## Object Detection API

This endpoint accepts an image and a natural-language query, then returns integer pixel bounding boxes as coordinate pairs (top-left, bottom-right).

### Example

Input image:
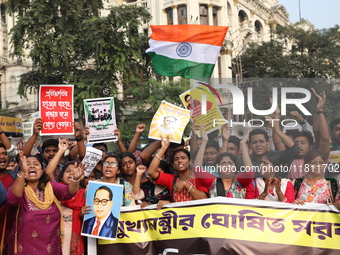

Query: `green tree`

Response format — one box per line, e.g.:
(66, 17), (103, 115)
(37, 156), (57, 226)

(7, 1), (152, 117)
(239, 20), (340, 78)
(119, 78), (190, 144)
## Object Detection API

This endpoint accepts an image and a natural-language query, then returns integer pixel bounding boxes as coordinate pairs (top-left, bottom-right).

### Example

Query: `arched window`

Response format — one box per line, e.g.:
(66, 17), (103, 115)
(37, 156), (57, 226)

(200, 5), (208, 25)
(0, 4), (6, 23)
(166, 8), (173, 25)
(255, 20), (263, 34)
(213, 7), (218, 26)
(178, 5), (187, 24)
(238, 10), (248, 23)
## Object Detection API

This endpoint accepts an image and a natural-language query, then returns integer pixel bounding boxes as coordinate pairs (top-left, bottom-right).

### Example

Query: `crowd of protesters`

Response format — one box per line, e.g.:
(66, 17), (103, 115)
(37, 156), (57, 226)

(0, 89), (340, 255)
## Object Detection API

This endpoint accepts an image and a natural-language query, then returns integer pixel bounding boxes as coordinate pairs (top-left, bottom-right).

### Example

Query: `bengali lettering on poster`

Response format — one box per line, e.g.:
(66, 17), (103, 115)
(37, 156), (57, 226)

(39, 85), (74, 135)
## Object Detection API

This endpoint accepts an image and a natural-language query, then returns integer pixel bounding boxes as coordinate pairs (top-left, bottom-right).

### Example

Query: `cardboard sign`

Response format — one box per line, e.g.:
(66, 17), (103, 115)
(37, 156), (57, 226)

(39, 85), (74, 135)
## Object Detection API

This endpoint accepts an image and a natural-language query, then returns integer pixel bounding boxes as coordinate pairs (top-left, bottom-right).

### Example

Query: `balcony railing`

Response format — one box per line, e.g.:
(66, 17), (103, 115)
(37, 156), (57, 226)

(124, 0), (147, 8)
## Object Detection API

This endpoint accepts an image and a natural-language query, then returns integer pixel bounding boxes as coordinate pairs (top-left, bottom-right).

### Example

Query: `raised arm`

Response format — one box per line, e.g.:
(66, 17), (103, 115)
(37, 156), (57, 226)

(23, 118), (42, 156)
(0, 127), (11, 150)
(68, 162), (85, 195)
(220, 123), (230, 154)
(311, 88), (330, 160)
(266, 99), (295, 149)
(134, 165), (146, 195)
(193, 125), (208, 167)
(147, 137), (170, 180)
(45, 139), (68, 181)
(69, 125), (89, 159)
(140, 140), (161, 165)
(128, 124), (146, 153)
(240, 129), (252, 169)
(114, 128), (127, 152)
(9, 152), (28, 198)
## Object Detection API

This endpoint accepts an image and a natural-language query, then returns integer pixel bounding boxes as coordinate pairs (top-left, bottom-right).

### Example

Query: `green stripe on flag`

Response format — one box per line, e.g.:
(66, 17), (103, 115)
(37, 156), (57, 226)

(147, 52), (214, 82)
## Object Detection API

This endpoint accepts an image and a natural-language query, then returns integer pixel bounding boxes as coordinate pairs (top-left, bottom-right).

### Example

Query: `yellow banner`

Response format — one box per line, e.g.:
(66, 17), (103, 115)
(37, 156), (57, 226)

(99, 198), (340, 250)
(0, 116), (23, 133)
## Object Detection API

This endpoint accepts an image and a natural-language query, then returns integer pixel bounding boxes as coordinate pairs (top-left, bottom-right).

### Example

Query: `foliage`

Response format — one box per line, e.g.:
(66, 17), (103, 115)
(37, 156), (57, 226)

(119, 78), (190, 144)
(239, 21), (340, 79)
(7, 1), (152, 117)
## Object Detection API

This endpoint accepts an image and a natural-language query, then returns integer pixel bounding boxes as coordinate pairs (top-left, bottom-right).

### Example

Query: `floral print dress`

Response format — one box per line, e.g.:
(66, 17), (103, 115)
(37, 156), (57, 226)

(296, 178), (331, 204)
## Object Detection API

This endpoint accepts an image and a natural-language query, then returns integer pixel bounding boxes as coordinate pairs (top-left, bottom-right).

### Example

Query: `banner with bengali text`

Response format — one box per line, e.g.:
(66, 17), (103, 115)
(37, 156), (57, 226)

(39, 85), (74, 135)
(96, 197), (340, 254)
(0, 116), (22, 135)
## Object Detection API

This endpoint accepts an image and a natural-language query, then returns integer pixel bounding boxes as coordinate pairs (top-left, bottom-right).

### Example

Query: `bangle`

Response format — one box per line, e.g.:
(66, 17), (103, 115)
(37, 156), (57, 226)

(0, 131), (3, 135)
(316, 111), (324, 114)
(188, 184), (193, 193)
(17, 173), (25, 179)
(71, 177), (80, 183)
(155, 154), (162, 161)
(75, 135), (83, 142)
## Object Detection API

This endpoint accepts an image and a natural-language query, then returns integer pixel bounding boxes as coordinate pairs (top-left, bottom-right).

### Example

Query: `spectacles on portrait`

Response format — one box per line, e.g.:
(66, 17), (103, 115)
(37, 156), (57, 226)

(103, 161), (118, 167)
(94, 198), (110, 206)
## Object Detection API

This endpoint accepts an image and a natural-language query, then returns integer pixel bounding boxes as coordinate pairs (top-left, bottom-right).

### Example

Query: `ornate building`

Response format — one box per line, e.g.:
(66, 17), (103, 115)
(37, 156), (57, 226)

(0, 2), (35, 118)
(0, 0), (291, 118)
(119, 0), (291, 85)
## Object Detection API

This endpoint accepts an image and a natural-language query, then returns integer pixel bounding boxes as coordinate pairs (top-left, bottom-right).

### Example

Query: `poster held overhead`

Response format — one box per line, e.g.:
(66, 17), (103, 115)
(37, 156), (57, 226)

(84, 97), (117, 143)
(39, 85), (74, 135)
(148, 101), (190, 144)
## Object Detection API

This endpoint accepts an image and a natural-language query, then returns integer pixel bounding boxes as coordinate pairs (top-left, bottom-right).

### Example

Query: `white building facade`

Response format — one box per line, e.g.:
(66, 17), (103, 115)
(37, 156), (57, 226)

(120, 0), (291, 84)
(0, 0), (291, 119)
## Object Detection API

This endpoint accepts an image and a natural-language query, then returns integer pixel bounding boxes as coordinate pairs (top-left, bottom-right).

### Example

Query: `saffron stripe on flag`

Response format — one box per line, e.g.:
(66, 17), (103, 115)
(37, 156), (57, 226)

(146, 39), (220, 64)
(147, 52), (215, 79)
(150, 25), (228, 46)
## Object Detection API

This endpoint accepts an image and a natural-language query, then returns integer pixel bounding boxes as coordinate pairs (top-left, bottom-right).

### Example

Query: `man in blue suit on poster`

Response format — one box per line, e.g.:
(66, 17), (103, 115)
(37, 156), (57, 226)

(82, 185), (118, 238)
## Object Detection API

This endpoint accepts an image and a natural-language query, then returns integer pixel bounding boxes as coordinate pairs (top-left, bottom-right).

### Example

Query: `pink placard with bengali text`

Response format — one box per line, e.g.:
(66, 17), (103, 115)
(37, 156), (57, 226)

(39, 85), (74, 135)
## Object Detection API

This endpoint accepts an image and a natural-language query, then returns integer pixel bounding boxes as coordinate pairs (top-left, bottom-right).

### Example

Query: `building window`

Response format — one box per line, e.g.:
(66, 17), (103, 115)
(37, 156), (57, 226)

(213, 7), (218, 26)
(238, 10), (247, 23)
(178, 5), (187, 24)
(200, 5), (208, 25)
(0, 4), (6, 23)
(255, 20), (263, 34)
(166, 8), (173, 25)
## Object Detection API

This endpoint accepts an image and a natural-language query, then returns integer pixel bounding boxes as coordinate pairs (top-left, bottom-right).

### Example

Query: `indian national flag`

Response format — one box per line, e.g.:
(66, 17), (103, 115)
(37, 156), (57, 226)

(146, 25), (228, 81)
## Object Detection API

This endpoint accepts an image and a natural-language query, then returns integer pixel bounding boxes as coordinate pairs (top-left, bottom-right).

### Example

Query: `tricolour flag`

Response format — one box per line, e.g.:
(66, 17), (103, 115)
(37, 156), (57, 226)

(146, 25), (228, 82)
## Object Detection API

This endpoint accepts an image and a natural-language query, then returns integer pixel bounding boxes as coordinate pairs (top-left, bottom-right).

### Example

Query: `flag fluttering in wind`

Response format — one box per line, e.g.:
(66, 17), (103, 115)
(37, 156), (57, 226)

(146, 25), (228, 82)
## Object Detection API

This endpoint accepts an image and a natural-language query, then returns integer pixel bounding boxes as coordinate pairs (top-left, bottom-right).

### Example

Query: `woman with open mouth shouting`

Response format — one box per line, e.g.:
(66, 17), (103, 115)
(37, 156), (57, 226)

(6, 151), (85, 255)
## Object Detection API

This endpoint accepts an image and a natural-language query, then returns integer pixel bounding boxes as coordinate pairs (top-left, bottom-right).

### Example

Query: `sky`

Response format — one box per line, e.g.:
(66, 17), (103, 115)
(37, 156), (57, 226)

(278, 0), (340, 29)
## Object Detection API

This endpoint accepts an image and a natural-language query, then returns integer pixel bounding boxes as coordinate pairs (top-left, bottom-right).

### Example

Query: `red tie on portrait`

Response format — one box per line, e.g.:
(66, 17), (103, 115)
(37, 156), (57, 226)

(92, 220), (101, 235)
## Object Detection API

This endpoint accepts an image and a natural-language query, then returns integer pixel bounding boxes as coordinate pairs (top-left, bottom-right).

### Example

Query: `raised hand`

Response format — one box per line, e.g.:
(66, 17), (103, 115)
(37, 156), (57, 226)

(221, 123), (230, 141)
(136, 165), (147, 175)
(160, 135), (170, 149)
(74, 122), (82, 138)
(72, 162), (85, 181)
(83, 126), (90, 141)
(311, 88), (326, 111)
(136, 124), (146, 134)
(58, 138), (69, 152)
(33, 118), (43, 135)
(114, 128), (121, 141)
(18, 151), (28, 178)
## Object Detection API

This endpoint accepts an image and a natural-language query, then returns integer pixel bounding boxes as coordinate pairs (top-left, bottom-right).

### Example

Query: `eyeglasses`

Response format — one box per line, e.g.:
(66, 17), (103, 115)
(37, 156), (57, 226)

(103, 162), (118, 167)
(94, 198), (110, 206)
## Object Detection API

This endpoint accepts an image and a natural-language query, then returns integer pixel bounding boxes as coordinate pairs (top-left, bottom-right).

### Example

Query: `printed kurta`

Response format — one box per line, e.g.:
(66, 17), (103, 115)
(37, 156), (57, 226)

(6, 181), (73, 255)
